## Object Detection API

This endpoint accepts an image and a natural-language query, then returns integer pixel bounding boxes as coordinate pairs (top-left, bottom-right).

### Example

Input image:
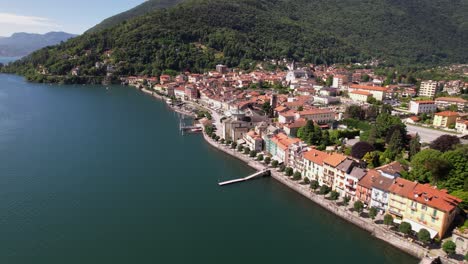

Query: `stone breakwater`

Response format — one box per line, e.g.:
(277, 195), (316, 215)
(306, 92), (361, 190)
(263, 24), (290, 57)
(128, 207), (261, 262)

(202, 132), (429, 260)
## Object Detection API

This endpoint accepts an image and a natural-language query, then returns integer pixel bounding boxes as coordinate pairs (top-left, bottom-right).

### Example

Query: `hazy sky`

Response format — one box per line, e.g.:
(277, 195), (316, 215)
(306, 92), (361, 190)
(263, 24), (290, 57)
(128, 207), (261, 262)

(0, 0), (146, 36)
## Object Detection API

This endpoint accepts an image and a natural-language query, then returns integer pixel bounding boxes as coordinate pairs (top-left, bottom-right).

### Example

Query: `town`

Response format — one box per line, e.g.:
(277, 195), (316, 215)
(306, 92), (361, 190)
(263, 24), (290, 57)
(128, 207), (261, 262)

(122, 62), (468, 263)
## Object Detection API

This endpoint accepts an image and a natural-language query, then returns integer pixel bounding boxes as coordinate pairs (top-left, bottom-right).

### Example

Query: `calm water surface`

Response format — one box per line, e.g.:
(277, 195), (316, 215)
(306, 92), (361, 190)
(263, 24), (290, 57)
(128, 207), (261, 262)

(0, 74), (418, 263)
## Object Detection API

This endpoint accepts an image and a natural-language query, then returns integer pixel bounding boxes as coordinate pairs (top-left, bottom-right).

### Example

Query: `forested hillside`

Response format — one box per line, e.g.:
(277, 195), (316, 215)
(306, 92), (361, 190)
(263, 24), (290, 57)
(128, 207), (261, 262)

(87, 0), (185, 33)
(4, 0), (468, 82)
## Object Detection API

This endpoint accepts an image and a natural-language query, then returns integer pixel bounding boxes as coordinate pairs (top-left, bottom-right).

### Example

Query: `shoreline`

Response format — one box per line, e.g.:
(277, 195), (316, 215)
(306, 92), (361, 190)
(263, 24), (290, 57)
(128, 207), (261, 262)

(134, 86), (430, 260)
(201, 132), (428, 260)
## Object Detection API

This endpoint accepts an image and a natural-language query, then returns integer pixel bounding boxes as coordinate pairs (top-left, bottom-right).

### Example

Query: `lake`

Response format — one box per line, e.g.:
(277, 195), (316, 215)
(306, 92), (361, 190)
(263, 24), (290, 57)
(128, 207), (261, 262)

(0, 74), (418, 264)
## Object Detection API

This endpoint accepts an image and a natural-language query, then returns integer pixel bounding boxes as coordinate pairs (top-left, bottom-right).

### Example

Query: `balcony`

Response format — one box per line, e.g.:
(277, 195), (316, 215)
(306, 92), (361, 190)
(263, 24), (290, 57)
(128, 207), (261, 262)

(389, 208), (403, 218)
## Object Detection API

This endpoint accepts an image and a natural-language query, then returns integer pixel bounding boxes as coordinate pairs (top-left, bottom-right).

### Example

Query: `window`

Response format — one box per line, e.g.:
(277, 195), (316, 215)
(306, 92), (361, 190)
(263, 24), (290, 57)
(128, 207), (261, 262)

(422, 205), (427, 211)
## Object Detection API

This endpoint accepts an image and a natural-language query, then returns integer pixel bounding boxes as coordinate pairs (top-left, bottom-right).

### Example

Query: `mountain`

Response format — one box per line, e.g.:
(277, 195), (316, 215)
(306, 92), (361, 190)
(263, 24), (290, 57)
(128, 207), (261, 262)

(0, 32), (77, 57)
(4, 0), (468, 83)
(87, 0), (185, 33)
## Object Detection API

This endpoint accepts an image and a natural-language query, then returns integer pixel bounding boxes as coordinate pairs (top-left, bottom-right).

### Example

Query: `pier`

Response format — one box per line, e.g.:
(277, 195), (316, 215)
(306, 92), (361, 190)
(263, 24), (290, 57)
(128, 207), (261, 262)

(218, 169), (270, 186)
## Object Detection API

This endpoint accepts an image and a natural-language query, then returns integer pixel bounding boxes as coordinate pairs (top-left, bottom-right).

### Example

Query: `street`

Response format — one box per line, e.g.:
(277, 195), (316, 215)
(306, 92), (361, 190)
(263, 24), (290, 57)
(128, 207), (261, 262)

(406, 124), (458, 143)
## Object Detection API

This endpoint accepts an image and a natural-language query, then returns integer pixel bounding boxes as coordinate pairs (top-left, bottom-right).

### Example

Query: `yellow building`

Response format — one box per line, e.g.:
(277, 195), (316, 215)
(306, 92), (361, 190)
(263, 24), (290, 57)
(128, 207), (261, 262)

(388, 179), (461, 238)
(349, 90), (372, 103)
(433, 111), (458, 128)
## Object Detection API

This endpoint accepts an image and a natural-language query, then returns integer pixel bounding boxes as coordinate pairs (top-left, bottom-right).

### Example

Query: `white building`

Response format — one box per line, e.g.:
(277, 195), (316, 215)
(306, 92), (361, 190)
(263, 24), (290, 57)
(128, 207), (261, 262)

(409, 100), (436, 115)
(419, 80), (439, 98)
(302, 149), (330, 185)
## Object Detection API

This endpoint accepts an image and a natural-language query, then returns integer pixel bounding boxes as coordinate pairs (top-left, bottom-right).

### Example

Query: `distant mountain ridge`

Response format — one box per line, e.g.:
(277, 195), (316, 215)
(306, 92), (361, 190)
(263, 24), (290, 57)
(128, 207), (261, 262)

(0, 32), (76, 57)
(87, 0), (185, 33)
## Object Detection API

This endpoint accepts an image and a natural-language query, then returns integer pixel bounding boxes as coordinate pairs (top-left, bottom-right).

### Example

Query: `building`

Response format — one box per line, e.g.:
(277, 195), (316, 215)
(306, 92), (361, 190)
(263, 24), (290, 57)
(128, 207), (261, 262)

(387, 178), (418, 223)
(216, 64), (228, 74)
(333, 158), (356, 197)
(283, 119), (307, 137)
(344, 167), (367, 202)
(455, 120), (468, 134)
(268, 133), (301, 164)
(243, 130), (263, 152)
(332, 74), (348, 89)
(286, 141), (309, 173)
(312, 96), (340, 105)
(409, 101), (436, 115)
(296, 109), (335, 125)
(403, 184), (461, 238)
(349, 90), (372, 103)
(433, 111), (458, 128)
(357, 169), (379, 206)
(435, 97), (467, 112)
(349, 84), (388, 101)
(302, 149), (330, 185)
(369, 173), (394, 212)
(419, 80), (439, 98)
(184, 85), (198, 100)
(322, 153), (347, 188)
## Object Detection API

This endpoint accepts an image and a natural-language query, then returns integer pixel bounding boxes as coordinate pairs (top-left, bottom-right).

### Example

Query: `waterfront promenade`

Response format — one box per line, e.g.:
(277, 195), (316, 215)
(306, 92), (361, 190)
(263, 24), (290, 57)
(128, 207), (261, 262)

(202, 132), (431, 259)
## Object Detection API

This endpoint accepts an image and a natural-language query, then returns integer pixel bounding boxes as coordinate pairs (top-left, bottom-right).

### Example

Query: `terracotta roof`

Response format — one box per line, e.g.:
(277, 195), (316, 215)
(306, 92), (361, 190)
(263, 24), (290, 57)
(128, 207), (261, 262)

(303, 149), (330, 165)
(298, 108), (334, 116)
(371, 173), (394, 191)
(350, 90), (372, 96)
(271, 133), (301, 151)
(350, 84), (387, 92)
(323, 153), (347, 167)
(412, 100), (435, 104)
(377, 161), (406, 176)
(435, 97), (467, 103)
(411, 184), (462, 212)
(388, 178), (418, 197)
(435, 111), (458, 117)
(286, 118), (307, 129)
(358, 169), (379, 189)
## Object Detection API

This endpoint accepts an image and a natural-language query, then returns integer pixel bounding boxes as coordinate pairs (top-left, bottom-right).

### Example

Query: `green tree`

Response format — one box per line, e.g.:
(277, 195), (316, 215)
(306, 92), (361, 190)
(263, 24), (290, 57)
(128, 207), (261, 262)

(231, 142), (237, 149)
(343, 195), (351, 206)
(249, 150), (257, 157)
(383, 214), (394, 227)
(272, 160), (279, 168)
(329, 191), (339, 200)
(367, 125), (378, 146)
(237, 145), (243, 152)
(279, 164), (286, 172)
(430, 135), (461, 152)
(257, 154), (264, 161)
(310, 180), (320, 190)
(442, 240), (456, 255)
(353, 201), (364, 215)
(369, 207), (378, 220)
(326, 75), (333, 86)
(363, 151), (380, 168)
(399, 222), (412, 235)
(285, 167), (294, 176)
(264, 156), (271, 165)
(293, 171), (302, 181)
(244, 147), (250, 155)
(319, 185), (330, 195)
(417, 229), (431, 244)
(409, 133), (421, 160)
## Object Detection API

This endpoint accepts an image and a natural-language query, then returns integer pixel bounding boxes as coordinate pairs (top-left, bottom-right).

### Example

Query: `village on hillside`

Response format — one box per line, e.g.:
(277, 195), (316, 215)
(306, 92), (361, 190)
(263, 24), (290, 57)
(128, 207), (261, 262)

(122, 62), (468, 261)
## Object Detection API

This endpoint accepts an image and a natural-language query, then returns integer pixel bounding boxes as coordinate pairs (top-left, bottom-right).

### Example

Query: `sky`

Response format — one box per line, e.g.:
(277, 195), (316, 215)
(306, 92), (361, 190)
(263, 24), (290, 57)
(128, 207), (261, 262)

(0, 0), (146, 37)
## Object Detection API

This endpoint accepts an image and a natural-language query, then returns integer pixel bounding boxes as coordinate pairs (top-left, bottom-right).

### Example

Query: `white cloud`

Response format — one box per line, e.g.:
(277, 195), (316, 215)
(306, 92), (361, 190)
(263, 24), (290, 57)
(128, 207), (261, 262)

(0, 13), (61, 36)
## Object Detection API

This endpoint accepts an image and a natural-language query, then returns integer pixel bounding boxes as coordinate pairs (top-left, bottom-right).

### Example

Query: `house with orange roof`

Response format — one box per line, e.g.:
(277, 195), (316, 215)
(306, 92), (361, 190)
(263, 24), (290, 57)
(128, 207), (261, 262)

(302, 149), (330, 184)
(322, 153), (347, 188)
(296, 108), (335, 125)
(268, 132), (301, 164)
(243, 130), (263, 152)
(387, 178), (418, 223)
(356, 169), (380, 205)
(349, 84), (388, 101)
(433, 111), (458, 128)
(402, 184), (462, 238)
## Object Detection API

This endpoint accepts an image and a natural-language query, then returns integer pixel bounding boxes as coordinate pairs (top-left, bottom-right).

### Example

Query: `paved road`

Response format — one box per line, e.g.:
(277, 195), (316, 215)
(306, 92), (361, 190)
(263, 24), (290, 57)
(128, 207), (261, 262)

(406, 124), (458, 143)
